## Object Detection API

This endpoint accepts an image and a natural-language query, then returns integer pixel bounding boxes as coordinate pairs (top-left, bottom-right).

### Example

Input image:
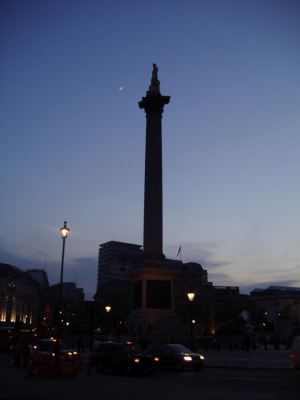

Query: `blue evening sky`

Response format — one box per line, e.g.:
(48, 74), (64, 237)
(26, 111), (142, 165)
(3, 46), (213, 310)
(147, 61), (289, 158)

(1, 0), (300, 299)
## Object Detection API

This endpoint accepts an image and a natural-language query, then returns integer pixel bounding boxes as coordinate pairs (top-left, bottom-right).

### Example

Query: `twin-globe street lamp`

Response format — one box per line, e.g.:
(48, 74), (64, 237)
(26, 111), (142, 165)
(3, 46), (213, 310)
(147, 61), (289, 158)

(56, 221), (70, 344)
(187, 292), (196, 350)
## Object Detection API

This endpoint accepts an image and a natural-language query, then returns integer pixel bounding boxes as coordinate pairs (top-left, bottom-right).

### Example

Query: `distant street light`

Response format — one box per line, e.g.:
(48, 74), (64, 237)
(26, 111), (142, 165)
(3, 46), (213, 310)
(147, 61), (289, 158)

(187, 292), (196, 350)
(105, 306), (112, 313)
(187, 292), (196, 302)
(105, 305), (112, 337)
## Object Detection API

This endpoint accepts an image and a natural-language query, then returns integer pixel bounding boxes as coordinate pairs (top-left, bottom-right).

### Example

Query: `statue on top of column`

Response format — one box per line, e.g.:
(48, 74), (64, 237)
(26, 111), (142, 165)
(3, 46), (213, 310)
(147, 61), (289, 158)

(149, 63), (160, 94)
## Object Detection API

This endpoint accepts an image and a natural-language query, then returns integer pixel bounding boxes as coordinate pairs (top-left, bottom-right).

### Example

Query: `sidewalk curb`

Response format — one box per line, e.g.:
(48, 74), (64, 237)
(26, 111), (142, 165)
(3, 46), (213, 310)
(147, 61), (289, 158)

(205, 364), (291, 371)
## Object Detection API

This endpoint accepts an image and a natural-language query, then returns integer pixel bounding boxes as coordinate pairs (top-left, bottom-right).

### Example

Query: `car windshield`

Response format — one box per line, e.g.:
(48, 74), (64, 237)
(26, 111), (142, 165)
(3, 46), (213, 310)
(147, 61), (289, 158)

(94, 342), (143, 355)
(168, 344), (192, 353)
(124, 344), (142, 353)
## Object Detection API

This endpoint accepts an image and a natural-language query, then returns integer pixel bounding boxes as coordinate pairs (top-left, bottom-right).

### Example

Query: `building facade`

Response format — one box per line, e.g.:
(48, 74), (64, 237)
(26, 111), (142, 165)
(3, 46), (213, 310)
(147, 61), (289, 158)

(251, 286), (300, 337)
(0, 263), (39, 327)
(94, 241), (143, 327)
(96, 241), (143, 289)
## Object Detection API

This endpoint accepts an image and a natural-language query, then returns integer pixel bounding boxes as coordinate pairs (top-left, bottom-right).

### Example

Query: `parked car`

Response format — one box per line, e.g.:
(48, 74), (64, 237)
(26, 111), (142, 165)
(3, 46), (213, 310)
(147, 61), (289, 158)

(91, 341), (157, 375)
(26, 339), (80, 377)
(146, 343), (205, 371)
(290, 336), (300, 369)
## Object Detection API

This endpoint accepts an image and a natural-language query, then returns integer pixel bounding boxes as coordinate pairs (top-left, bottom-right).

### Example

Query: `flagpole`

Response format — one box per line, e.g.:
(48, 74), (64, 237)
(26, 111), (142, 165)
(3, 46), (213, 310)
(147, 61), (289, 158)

(177, 245), (182, 262)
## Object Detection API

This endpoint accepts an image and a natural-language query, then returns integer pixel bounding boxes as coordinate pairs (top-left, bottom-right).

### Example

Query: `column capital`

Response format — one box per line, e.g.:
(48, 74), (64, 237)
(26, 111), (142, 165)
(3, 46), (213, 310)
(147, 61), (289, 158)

(139, 93), (170, 115)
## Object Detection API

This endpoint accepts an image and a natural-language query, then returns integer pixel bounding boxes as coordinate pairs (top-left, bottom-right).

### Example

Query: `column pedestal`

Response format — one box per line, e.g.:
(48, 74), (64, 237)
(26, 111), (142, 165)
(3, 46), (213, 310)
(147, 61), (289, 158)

(126, 259), (185, 340)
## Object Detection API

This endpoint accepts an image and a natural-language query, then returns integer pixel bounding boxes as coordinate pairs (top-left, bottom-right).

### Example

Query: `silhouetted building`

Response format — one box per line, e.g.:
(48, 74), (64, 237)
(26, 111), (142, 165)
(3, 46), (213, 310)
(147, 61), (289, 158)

(26, 269), (49, 290)
(47, 282), (85, 332)
(96, 241), (143, 289)
(0, 262), (39, 327)
(26, 269), (49, 332)
(251, 286), (300, 337)
(48, 282), (84, 306)
(94, 241), (143, 326)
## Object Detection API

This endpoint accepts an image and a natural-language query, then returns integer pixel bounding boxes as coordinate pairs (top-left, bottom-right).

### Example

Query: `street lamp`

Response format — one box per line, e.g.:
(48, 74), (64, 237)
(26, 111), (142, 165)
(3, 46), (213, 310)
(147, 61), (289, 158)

(105, 305), (112, 337)
(57, 221), (70, 343)
(187, 292), (196, 302)
(105, 306), (112, 313)
(187, 292), (196, 350)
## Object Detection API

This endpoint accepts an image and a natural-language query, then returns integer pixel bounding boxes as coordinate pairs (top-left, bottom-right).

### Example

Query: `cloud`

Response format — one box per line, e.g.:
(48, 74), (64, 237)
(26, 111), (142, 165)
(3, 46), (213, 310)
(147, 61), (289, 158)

(0, 241), (40, 271)
(69, 256), (98, 300)
(240, 279), (300, 294)
(0, 238), (98, 300)
(249, 264), (300, 276)
(165, 240), (229, 269)
(194, 258), (229, 269)
(72, 256), (97, 268)
(207, 272), (237, 286)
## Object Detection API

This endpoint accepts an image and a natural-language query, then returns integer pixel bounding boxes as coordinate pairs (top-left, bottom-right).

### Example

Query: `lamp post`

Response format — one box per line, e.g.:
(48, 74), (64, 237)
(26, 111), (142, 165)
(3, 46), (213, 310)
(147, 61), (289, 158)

(56, 221), (70, 344)
(187, 292), (196, 350)
(87, 301), (95, 351)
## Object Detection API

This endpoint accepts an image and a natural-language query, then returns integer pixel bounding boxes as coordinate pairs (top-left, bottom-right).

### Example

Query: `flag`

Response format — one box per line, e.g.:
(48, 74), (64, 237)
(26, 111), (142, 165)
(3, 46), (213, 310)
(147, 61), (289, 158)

(177, 245), (182, 257)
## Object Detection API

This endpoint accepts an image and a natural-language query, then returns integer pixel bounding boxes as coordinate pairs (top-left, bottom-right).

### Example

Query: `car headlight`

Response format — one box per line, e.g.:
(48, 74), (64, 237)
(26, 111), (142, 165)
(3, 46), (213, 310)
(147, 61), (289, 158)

(154, 357), (160, 362)
(183, 356), (192, 361)
(200, 355), (205, 360)
(134, 358), (140, 363)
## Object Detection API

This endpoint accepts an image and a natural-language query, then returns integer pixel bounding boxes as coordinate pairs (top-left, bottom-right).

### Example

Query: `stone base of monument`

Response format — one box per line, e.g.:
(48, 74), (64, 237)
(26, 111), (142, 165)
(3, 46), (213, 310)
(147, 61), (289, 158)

(126, 259), (188, 342)
(126, 308), (187, 342)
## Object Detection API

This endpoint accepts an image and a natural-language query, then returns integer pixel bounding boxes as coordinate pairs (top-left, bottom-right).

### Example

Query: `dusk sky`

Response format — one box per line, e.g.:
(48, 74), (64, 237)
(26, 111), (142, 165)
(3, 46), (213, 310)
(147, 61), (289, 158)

(1, 0), (300, 300)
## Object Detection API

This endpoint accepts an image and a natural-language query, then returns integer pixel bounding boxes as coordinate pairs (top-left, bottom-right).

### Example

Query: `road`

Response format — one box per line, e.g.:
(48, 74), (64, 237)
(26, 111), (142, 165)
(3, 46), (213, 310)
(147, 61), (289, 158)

(1, 353), (299, 400)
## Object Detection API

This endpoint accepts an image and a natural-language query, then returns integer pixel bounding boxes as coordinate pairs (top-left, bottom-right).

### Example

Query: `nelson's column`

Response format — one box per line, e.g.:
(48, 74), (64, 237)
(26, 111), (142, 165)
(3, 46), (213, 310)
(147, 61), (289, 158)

(126, 64), (185, 338)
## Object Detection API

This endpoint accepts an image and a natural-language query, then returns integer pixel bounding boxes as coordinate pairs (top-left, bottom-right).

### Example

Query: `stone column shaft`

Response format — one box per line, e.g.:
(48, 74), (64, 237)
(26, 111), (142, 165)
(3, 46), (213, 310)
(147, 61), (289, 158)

(144, 112), (163, 257)
(139, 64), (170, 259)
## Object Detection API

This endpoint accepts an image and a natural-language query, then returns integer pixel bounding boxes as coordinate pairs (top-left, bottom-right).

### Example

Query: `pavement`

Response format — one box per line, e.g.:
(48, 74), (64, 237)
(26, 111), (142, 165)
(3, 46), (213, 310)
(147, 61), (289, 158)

(201, 348), (292, 370)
